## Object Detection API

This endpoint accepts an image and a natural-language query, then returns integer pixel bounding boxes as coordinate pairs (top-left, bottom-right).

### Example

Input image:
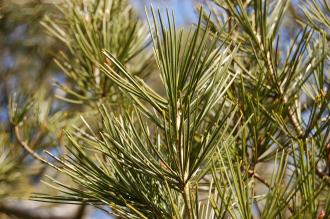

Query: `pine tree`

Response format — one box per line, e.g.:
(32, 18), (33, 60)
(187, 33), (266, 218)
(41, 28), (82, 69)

(1, 0), (330, 218)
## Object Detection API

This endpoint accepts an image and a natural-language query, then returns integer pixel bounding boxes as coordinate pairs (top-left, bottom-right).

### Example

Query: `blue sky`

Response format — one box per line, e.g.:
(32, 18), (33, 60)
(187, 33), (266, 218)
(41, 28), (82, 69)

(131, 0), (198, 25)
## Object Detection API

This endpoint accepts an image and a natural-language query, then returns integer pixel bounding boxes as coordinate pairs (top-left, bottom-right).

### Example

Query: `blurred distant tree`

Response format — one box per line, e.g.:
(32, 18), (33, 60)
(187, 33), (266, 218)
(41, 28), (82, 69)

(0, 0), (329, 219)
(0, 0), (88, 218)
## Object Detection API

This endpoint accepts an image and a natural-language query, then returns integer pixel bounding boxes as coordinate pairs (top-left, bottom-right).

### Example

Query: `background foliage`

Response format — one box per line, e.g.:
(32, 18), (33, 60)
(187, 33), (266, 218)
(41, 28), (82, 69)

(0, 0), (329, 218)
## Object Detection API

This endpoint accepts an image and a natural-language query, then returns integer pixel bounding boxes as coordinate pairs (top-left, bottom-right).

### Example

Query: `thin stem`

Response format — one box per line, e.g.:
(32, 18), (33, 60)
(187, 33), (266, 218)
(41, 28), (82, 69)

(248, 169), (270, 188)
(15, 126), (48, 164)
(248, 169), (295, 214)
(183, 183), (193, 219)
(14, 126), (59, 171)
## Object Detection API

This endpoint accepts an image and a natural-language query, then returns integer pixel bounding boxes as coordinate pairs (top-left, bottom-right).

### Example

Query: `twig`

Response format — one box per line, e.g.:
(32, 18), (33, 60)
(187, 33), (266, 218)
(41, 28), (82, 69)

(248, 169), (270, 188)
(248, 169), (295, 214)
(14, 126), (48, 164)
(14, 126), (61, 171)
